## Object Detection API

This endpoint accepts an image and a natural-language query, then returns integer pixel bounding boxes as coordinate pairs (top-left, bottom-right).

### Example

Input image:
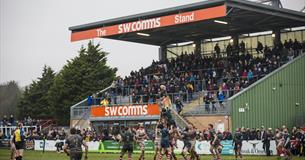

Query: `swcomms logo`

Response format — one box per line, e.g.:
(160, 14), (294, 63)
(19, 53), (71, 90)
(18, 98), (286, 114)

(105, 105), (148, 116)
(118, 18), (161, 34)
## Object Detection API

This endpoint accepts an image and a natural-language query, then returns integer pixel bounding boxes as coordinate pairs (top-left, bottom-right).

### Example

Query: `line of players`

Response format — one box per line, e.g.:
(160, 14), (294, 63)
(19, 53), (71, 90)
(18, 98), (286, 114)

(118, 108), (243, 160)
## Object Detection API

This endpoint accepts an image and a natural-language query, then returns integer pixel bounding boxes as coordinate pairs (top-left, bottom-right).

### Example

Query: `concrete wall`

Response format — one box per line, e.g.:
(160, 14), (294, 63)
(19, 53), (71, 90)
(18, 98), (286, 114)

(185, 115), (232, 131)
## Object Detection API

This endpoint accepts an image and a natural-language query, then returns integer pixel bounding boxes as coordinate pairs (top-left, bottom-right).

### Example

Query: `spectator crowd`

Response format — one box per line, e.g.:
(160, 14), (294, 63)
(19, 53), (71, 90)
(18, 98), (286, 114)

(90, 39), (305, 109)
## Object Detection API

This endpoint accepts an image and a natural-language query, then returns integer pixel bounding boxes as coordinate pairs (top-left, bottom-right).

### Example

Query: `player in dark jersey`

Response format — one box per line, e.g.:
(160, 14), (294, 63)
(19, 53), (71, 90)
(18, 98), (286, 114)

(159, 124), (171, 160)
(119, 127), (135, 160)
(282, 128), (292, 159)
(169, 125), (180, 160)
(233, 128), (243, 160)
(64, 128), (88, 160)
(189, 124), (200, 160)
(208, 124), (221, 160)
(10, 129), (16, 160)
(181, 126), (192, 160)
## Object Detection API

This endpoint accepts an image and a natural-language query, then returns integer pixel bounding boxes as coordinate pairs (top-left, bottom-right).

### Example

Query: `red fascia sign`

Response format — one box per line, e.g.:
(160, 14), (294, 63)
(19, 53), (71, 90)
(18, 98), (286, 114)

(91, 104), (160, 117)
(71, 5), (226, 42)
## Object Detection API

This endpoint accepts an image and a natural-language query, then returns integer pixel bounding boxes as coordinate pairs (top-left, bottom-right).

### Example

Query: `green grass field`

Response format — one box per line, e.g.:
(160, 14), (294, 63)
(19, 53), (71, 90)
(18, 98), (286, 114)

(0, 149), (304, 160)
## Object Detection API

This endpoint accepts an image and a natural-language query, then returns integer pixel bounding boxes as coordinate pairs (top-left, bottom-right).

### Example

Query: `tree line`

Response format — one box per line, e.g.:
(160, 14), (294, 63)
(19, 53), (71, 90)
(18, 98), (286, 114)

(2, 41), (117, 125)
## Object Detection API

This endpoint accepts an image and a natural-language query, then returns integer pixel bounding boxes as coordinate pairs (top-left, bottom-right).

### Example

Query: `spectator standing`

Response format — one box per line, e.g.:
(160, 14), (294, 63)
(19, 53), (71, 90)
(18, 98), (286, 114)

(247, 69), (254, 83)
(3, 115), (8, 126)
(256, 41), (264, 54)
(292, 39), (301, 56)
(240, 41), (246, 54)
(174, 97), (183, 114)
(204, 94), (210, 113)
(241, 70), (248, 80)
(263, 128), (273, 156)
(214, 43), (221, 58)
(226, 43), (233, 57)
(9, 115), (15, 126)
(217, 91), (225, 109)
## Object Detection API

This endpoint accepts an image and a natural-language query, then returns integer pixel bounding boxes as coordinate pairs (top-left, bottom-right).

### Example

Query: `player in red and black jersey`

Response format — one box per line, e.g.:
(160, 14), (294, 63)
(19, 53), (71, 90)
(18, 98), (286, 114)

(208, 124), (221, 160)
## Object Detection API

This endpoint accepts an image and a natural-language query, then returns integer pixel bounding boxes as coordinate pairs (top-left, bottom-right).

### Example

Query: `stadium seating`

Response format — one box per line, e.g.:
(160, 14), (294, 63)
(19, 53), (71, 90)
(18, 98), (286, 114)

(94, 39), (305, 115)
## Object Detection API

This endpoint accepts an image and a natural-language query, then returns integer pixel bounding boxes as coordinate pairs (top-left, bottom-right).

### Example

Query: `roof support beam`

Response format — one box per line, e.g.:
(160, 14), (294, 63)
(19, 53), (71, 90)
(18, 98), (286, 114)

(227, 2), (305, 23)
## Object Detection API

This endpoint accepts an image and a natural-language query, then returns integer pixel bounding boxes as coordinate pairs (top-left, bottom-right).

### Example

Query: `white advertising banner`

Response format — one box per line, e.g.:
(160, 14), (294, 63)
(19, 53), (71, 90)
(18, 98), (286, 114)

(34, 140), (62, 151)
(34, 140), (100, 152)
(241, 140), (277, 155)
(86, 141), (100, 152)
(194, 141), (211, 154)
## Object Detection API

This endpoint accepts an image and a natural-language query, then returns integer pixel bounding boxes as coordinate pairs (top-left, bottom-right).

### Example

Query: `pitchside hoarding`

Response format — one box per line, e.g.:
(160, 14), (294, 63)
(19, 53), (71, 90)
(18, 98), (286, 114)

(71, 5), (226, 42)
(33, 140), (277, 155)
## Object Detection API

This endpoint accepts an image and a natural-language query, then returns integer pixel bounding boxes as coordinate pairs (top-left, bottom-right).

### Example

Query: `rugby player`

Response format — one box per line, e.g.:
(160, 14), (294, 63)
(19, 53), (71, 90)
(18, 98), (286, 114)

(10, 129), (16, 160)
(282, 128), (292, 159)
(119, 127), (135, 160)
(135, 123), (148, 160)
(154, 122), (162, 160)
(233, 128), (243, 160)
(208, 124), (221, 160)
(159, 124), (171, 160)
(13, 123), (25, 160)
(169, 125), (180, 160)
(64, 127), (88, 160)
(189, 124), (200, 160)
(181, 125), (191, 160)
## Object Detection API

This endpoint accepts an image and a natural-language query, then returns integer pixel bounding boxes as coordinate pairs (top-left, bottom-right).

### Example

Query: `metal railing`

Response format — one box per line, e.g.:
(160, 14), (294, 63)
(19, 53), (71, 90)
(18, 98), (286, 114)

(168, 107), (188, 129)
(71, 106), (90, 120)
(182, 99), (231, 116)
(0, 125), (40, 139)
(70, 83), (115, 128)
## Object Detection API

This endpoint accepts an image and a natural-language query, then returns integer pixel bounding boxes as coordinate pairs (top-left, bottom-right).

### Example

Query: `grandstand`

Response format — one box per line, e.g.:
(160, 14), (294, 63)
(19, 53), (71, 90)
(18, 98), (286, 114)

(68, 0), (305, 133)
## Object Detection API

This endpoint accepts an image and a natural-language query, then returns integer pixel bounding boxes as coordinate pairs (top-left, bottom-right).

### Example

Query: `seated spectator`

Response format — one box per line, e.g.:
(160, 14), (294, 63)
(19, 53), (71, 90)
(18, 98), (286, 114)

(100, 97), (109, 106)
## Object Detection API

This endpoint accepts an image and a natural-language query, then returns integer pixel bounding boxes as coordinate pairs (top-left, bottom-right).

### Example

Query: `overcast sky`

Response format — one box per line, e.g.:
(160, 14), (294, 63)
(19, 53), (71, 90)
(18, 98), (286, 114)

(0, 0), (304, 87)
